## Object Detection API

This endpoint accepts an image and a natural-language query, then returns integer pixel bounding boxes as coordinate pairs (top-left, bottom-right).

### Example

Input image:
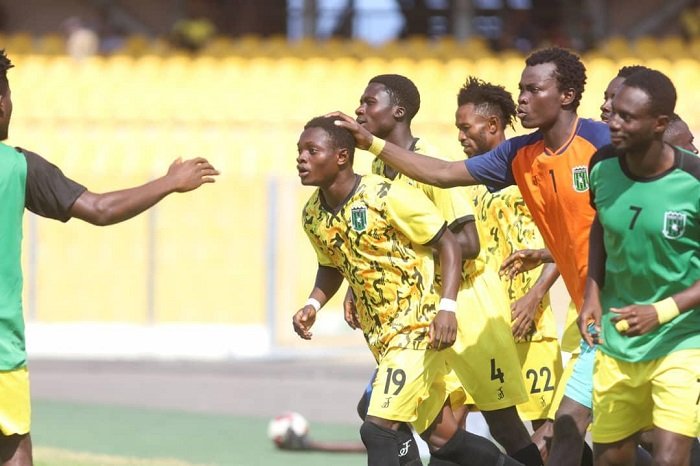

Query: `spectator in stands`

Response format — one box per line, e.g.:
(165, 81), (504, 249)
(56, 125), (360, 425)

(63, 16), (99, 61)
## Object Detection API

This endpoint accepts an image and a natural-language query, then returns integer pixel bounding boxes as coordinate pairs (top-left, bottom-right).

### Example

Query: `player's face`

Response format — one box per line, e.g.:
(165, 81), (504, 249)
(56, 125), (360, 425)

(664, 120), (698, 154)
(355, 83), (397, 138)
(0, 86), (12, 141)
(517, 63), (564, 129)
(455, 103), (492, 157)
(608, 86), (660, 152)
(296, 127), (341, 187)
(600, 76), (624, 123)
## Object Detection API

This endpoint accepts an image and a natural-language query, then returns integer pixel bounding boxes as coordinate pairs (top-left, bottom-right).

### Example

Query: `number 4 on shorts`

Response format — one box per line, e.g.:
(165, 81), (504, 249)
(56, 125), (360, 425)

(490, 358), (505, 384)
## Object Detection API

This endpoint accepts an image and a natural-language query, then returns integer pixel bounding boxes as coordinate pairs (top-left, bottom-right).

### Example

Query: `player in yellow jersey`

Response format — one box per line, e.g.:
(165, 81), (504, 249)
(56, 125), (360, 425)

(293, 115), (521, 466)
(454, 76), (564, 458)
(347, 74), (542, 466)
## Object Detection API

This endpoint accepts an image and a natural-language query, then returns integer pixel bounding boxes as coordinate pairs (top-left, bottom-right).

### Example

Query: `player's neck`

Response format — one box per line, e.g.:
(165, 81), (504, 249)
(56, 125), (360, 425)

(383, 127), (417, 180)
(383, 125), (414, 150)
(321, 172), (359, 210)
(542, 112), (578, 152)
(624, 141), (674, 178)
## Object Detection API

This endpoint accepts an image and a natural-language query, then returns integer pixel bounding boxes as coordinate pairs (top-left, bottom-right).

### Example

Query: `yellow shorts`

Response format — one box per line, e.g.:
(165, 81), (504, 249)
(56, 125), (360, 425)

(367, 346), (449, 435)
(0, 366), (31, 435)
(516, 338), (564, 421)
(560, 301), (581, 353)
(547, 345), (580, 419)
(444, 269), (528, 411)
(592, 349), (700, 444)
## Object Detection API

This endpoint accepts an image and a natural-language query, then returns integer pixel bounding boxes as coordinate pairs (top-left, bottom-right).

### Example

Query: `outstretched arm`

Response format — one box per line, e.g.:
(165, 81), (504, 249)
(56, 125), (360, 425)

(70, 157), (219, 226)
(329, 111), (479, 188)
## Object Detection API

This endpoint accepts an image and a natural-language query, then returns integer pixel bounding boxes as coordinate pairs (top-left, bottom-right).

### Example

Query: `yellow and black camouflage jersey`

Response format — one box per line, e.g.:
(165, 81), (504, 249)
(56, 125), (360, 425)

(372, 140), (483, 280)
(470, 184), (558, 341)
(302, 174), (447, 361)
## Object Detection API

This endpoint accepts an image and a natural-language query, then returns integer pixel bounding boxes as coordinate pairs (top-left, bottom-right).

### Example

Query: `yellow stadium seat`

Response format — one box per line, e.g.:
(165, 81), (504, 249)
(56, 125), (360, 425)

(634, 36), (661, 60)
(599, 35), (633, 60)
(36, 33), (66, 55)
(5, 32), (34, 55)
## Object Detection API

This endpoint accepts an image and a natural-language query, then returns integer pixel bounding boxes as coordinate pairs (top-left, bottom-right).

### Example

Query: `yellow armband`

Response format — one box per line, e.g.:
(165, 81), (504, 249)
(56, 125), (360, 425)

(653, 297), (680, 324)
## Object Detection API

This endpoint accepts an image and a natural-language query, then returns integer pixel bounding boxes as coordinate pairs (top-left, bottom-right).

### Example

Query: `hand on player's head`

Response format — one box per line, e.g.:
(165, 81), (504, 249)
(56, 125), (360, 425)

(324, 111), (373, 150)
(167, 157), (219, 192)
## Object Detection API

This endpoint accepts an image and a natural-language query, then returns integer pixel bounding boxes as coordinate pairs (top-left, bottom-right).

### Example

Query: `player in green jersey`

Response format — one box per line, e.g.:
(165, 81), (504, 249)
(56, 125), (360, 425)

(580, 68), (700, 466)
(0, 50), (219, 465)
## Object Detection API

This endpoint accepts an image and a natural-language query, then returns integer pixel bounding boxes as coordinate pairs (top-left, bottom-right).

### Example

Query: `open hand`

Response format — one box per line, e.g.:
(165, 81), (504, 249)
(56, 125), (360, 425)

(167, 157), (219, 192)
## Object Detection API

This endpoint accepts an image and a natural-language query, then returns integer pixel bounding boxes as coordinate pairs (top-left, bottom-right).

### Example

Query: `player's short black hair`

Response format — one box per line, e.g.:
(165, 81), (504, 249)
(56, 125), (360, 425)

(0, 50), (13, 96)
(304, 116), (356, 160)
(616, 65), (650, 79)
(368, 74), (421, 121)
(525, 47), (586, 110)
(457, 76), (517, 130)
(622, 68), (676, 117)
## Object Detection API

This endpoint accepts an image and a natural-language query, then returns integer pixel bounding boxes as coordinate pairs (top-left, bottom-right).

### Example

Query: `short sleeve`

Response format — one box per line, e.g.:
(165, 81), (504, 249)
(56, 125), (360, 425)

(465, 133), (539, 192)
(20, 148), (87, 222)
(385, 181), (447, 246)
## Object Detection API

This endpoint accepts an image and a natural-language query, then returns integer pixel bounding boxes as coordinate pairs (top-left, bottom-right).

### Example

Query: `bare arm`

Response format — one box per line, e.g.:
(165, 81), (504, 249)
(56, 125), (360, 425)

(329, 111), (479, 188)
(578, 215), (605, 346)
(292, 266), (345, 340)
(511, 262), (560, 340)
(70, 157), (219, 226)
(451, 220), (480, 261)
(429, 228), (462, 350)
(500, 248), (554, 279)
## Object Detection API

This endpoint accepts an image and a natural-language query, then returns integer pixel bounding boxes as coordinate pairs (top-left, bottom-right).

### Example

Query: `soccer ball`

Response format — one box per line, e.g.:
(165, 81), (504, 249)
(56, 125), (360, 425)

(267, 411), (310, 449)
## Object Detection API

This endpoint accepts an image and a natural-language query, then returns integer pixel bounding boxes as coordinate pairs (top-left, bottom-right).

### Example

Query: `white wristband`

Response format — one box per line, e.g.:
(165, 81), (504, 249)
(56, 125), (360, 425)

(439, 298), (457, 313)
(305, 298), (321, 312)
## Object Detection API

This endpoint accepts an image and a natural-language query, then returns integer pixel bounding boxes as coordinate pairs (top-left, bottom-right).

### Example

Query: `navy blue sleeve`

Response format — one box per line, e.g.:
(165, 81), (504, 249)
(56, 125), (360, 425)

(578, 118), (612, 149)
(464, 133), (536, 192)
(20, 148), (87, 222)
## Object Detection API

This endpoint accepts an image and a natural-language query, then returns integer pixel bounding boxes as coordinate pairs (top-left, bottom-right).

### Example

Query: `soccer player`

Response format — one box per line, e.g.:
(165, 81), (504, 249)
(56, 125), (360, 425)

(454, 76), (563, 448)
(347, 73), (541, 466)
(665, 113), (698, 154)
(0, 50), (219, 465)
(292, 115), (521, 466)
(330, 46), (610, 466)
(579, 68), (700, 466)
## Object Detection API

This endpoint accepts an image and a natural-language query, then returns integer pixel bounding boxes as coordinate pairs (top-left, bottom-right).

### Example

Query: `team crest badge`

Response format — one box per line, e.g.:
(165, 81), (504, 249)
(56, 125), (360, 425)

(663, 211), (686, 239)
(351, 205), (368, 232)
(572, 166), (589, 192)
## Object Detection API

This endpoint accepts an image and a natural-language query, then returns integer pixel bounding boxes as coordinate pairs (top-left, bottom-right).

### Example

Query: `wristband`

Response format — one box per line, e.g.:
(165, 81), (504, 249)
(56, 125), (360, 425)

(305, 298), (321, 312)
(439, 298), (457, 313)
(653, 297), (680, 324)
(368, 137), (386, 156)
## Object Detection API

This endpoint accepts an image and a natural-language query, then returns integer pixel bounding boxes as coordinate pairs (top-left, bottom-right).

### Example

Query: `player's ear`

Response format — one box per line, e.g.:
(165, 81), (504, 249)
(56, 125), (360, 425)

(654, 114), (670, 136)
(393, 106), (406, 120)
(561, 87), (576, 107)
(487, 115), (500, 134)
(337, 147), (350, 166)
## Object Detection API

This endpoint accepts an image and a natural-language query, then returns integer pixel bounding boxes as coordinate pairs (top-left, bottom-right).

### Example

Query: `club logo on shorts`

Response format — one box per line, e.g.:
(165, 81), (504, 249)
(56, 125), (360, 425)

(572, 166), (589, 192)
(351, 205), (368, 232)
(399, 439), (413, 457)
(382, 397), (392, 408)
(662, 211), (686, 239)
